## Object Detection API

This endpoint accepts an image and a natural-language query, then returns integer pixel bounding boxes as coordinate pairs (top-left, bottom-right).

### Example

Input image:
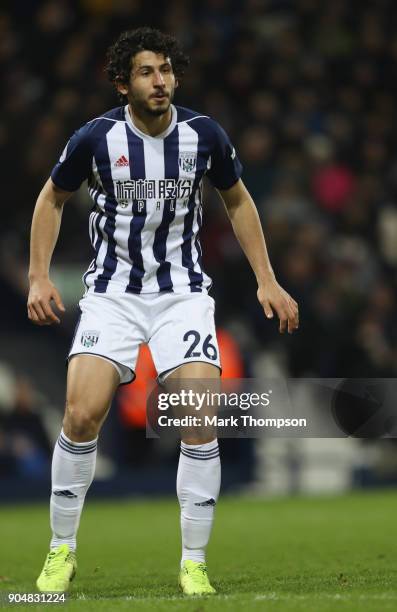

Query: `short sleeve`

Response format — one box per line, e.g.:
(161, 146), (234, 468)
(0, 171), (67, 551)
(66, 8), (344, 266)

(51, 127), (93, 191)
(206, 121), (243, 190)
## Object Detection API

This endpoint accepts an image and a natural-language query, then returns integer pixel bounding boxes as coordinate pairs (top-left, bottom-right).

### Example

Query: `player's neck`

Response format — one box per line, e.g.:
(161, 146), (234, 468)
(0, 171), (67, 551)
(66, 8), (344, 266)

(128, 105), (172, 137)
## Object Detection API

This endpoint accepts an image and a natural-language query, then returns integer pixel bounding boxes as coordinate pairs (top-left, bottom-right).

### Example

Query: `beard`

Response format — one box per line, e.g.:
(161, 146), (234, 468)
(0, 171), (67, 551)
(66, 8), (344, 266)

(130, 88), (174, 117)
(146, 102), (171, 116)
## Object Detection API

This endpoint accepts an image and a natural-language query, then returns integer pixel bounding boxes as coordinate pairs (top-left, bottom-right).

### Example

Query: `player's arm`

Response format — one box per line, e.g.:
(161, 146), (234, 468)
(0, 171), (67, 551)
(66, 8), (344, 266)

(28, 178), (72, 326)
(218, 178), (299, 334)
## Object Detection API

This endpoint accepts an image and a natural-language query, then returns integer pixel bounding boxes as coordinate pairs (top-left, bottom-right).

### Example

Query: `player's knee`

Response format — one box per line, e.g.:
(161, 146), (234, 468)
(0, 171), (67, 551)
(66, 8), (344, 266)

(63, 401), (101, 440)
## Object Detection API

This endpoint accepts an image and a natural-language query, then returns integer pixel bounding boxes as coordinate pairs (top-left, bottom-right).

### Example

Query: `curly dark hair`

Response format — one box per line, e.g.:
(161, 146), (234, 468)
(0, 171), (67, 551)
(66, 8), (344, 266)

(105, 27), (190, 101)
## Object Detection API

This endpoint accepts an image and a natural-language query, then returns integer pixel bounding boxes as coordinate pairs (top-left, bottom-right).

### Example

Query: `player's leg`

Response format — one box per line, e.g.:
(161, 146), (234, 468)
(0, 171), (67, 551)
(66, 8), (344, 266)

(149, 292), (221, 594)
(51, 355), (120, 549)
(37, 291), (143, 592)
(167, 362), (221, 595)
(37, 355), (120, 592)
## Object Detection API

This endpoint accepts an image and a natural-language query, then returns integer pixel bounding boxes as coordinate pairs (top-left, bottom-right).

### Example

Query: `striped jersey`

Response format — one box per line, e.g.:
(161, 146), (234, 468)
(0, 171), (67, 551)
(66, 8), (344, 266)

(51, 104), (242, 295)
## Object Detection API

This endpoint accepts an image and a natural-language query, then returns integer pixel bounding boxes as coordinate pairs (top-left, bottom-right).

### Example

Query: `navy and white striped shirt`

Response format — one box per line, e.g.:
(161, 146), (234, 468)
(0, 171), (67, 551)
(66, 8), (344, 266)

(51, 104), (242, 295)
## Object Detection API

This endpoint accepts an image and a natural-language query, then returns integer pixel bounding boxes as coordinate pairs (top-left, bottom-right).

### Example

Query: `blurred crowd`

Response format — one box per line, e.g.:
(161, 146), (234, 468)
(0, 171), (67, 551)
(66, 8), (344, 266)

(0, 366), (52, 478)
(1, 0), (397, 424)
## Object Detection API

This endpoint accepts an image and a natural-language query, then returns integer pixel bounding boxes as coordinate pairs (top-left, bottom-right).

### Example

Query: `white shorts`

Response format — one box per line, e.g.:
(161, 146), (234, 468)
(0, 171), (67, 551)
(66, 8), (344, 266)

(68, 292), (221, 384)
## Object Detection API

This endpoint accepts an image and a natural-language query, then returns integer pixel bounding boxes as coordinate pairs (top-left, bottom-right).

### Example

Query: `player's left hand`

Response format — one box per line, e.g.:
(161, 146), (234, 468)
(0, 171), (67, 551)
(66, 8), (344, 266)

(257, 278), (299, 334)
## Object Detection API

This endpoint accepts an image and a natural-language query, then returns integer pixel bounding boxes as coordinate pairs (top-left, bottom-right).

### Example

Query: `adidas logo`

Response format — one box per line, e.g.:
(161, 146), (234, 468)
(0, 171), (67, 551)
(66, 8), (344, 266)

(194, 498), (216, 507)
(114, 155), (129, 167)
(53, 489), (77, 499)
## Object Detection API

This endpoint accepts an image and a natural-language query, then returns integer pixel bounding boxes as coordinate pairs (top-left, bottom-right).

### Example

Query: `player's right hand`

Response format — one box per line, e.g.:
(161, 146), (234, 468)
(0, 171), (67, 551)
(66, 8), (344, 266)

(27, 278), (66, 325)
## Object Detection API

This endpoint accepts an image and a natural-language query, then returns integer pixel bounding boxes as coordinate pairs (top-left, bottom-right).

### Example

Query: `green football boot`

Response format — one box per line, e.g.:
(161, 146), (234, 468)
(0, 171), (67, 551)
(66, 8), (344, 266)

(179, 560), (216, 595)
(36, 544), (77, 592)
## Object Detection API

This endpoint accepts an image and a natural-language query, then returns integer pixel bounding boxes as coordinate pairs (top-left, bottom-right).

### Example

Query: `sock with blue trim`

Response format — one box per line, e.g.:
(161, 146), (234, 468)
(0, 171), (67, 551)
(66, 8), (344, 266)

(177, 438), (221, 565)
(50, 429), (97, 551)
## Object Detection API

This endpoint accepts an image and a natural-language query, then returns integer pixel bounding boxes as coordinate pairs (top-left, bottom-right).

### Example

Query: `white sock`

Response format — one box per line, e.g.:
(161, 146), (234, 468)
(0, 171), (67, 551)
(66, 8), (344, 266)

(50, 429), (97, 551)
(177, 438), (221, 565)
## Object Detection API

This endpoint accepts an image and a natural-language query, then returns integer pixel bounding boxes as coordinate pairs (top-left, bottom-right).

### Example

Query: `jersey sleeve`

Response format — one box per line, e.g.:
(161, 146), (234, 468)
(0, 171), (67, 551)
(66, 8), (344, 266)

(51, 126), (93, 191)
(206, 121), (243, 190)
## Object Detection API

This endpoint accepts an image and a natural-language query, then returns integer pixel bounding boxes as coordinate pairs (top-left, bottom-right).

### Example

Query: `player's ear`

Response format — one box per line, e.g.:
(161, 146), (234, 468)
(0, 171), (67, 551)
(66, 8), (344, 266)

(116, 79), (128, 96)
(175, 78), (179, 90)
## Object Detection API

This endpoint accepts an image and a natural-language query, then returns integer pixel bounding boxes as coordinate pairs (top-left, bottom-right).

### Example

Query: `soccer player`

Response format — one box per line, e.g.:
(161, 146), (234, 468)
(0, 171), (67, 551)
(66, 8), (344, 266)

(29, 28), (299, 595)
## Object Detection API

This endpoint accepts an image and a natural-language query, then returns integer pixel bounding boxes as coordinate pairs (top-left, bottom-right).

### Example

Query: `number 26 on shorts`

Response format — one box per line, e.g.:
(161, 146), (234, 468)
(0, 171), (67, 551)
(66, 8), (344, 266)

(183, 330), (218, 361)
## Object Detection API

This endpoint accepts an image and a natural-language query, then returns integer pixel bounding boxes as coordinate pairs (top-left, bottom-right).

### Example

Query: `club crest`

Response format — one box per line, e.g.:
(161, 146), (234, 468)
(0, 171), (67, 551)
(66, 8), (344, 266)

(179, 152), (197, 173)
(81, 330), (100, 348)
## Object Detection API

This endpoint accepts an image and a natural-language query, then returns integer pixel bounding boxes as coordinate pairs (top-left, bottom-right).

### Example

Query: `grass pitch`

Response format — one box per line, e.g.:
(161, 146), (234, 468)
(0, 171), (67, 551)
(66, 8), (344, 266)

(1, 491), (397, 611)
